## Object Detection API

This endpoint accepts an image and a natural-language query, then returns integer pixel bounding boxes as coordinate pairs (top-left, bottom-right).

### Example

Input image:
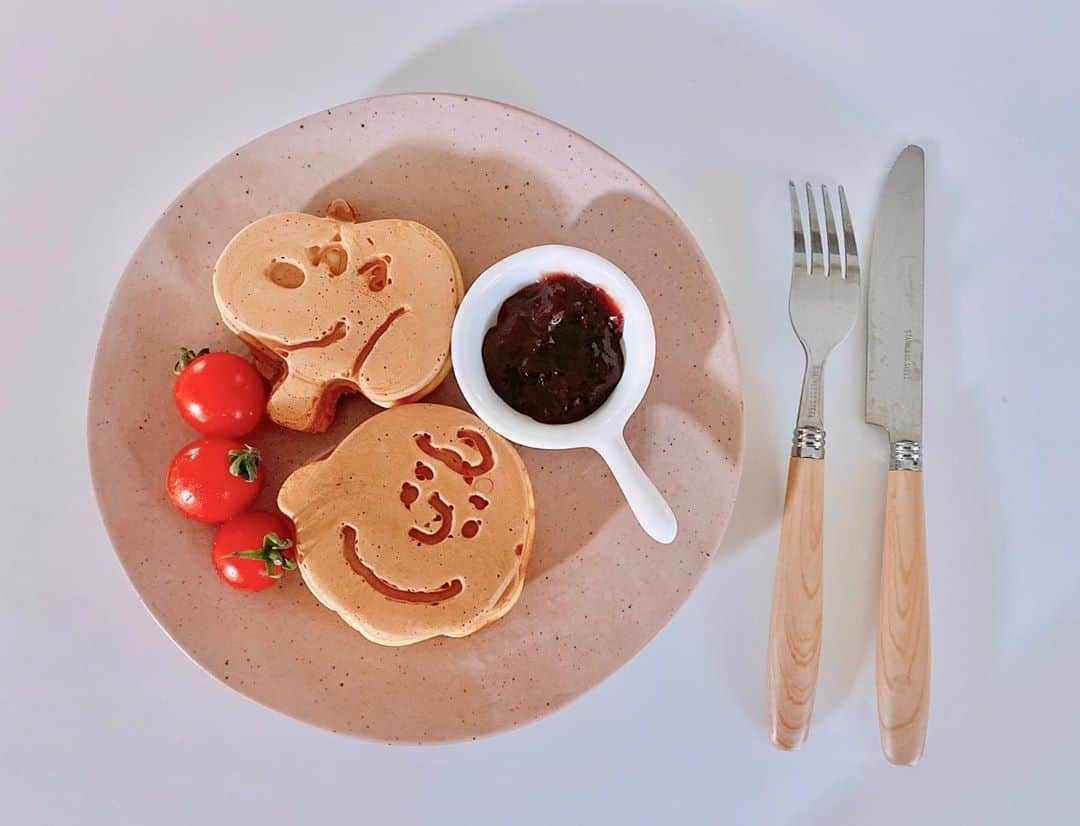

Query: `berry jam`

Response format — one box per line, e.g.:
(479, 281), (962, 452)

(482, 273), (624, 424)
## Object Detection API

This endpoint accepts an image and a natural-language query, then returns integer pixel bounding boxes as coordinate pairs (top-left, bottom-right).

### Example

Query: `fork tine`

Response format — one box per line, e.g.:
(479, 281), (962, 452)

(838, 185), (860, 280)
(821, 185), (841, 278)
(789, 181), (806, 272)
(805, 183), (823, 275)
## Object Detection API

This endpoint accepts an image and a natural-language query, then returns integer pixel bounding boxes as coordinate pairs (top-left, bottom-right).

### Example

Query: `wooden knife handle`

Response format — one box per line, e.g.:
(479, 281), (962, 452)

(766, 456), (824, 750)
(877, 469), (931, 765)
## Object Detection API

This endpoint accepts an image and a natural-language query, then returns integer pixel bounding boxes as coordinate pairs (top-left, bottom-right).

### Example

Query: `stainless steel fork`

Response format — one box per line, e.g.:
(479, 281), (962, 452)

(766, 182), (861, 750)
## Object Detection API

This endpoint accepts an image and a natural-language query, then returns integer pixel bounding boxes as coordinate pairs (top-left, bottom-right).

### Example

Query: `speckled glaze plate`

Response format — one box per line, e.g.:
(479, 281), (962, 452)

(88, 94), (743, 742)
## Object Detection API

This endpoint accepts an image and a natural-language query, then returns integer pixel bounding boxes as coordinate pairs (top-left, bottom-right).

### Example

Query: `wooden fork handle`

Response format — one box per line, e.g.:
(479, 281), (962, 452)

(877, 469), (931, 766)
(766, 456), (824, 750)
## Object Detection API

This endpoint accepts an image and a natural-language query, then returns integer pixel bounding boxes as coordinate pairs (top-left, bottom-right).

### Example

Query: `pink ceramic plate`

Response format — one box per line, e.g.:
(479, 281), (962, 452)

(89, 94), (743, 742)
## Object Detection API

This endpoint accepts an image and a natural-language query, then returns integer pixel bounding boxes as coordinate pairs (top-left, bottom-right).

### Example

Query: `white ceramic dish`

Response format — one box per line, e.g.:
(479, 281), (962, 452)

(452, 244), (678, 543)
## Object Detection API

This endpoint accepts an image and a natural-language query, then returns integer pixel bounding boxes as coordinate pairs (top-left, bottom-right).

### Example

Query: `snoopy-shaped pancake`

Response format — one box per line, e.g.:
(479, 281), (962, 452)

(214, 199), (461, 432)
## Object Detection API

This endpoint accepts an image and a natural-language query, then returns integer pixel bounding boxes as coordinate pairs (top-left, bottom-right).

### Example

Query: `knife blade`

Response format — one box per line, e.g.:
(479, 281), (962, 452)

(867, 144), (930, 767)
(867, 145), (924, 449)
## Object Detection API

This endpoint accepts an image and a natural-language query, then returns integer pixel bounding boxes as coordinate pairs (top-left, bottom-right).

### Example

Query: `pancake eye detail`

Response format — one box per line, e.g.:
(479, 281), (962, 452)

(266, 259), (305, 288)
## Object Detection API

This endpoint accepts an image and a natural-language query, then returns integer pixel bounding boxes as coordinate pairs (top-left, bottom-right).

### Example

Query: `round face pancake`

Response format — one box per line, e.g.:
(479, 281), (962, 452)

(213, 199), (462, 432)
(278, 404), (535, 646)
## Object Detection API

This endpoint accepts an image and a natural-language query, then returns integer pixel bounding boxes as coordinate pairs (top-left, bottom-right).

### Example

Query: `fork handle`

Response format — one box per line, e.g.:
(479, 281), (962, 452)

(766, 455), (824, 750)
(877, 469), (930, 765)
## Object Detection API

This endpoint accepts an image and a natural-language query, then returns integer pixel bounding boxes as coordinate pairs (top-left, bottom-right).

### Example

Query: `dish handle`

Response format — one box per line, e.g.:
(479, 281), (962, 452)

(594, 435), (677, 544)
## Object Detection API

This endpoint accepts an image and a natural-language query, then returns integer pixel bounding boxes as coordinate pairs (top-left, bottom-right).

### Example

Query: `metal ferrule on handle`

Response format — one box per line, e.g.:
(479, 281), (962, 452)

(890, 439), (922, 471)
(792, 425), (824, 460)
(792, 354), (826, 459)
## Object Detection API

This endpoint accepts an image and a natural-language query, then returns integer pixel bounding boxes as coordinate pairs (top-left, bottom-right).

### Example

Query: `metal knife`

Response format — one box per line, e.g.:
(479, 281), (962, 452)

(867, 145), (930, 766)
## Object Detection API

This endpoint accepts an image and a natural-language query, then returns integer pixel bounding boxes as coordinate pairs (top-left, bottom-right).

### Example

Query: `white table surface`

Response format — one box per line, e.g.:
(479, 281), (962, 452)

(4, 0), (1078, 822)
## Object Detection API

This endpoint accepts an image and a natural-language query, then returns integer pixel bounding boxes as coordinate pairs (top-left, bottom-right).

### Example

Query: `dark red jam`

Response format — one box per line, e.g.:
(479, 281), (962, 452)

(482, 273), (624, 424)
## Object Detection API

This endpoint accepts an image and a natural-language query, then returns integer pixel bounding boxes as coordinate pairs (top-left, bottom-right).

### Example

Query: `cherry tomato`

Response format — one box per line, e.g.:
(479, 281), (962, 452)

(212, 510), (297, 591)
(166, 438), (265, 523)
(173, 347), (266, 438)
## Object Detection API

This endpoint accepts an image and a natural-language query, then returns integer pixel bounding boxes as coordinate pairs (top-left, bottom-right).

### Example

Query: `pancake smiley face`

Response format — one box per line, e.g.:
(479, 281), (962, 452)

(213, 199), (462, 432)
(278, 404), (535, 646)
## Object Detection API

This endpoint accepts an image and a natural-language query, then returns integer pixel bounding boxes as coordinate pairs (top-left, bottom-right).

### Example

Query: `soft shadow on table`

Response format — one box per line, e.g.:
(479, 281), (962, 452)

(559, 189), (745, 545)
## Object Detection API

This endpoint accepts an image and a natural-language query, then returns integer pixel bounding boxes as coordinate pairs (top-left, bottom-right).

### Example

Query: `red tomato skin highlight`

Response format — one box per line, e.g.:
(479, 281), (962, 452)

(211, 510), (296, 591)
(165, 438), (265, 523)
(174, 352), (266, 438)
